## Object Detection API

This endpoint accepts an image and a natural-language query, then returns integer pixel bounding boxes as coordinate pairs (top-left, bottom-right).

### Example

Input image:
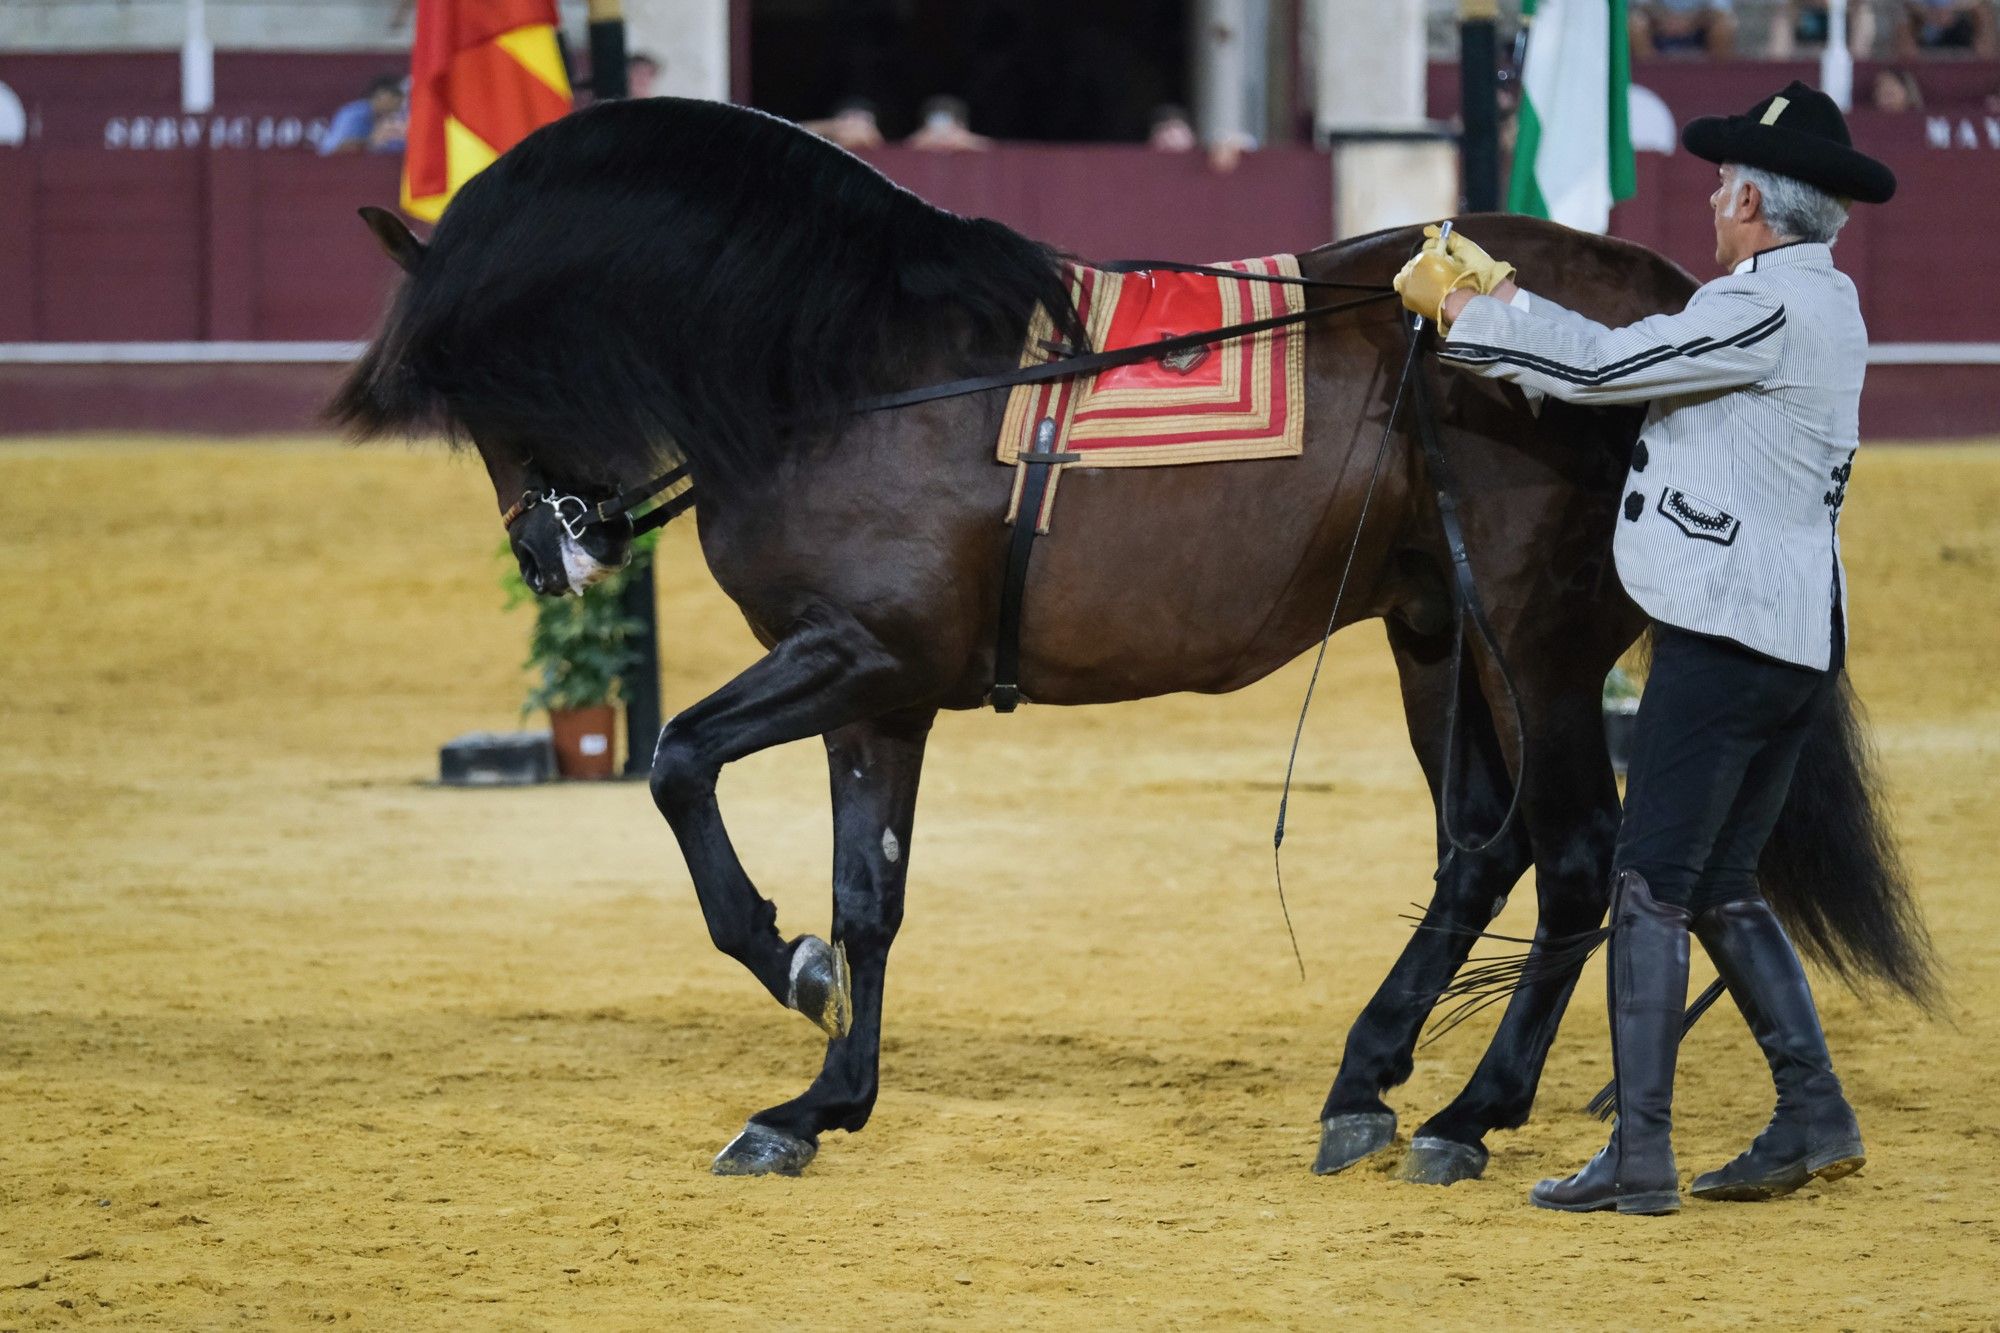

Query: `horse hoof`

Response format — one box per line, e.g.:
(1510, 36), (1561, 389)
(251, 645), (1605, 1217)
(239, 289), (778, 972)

(1313, 1111), (1398, 1175)
(787, 936), (852, 1039)
(1400, 1134), (1488, 1186)
(711, 1122), (817, 1177)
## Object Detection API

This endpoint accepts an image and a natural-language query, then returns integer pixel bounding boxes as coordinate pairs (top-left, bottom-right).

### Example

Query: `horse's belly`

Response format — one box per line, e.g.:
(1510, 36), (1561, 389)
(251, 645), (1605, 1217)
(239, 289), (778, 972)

(1011, 462), (1364, 704)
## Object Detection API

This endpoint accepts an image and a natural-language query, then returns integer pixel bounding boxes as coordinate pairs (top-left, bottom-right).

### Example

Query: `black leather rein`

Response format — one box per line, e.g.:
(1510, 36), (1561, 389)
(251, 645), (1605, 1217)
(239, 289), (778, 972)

(855, 266), (1399, 414)
(515, 264), (1395, 541)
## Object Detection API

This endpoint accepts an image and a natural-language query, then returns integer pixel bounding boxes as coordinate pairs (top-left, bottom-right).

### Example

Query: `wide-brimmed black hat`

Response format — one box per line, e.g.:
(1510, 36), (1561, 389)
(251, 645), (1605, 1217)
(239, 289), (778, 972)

(1682, 80), (1896, 204)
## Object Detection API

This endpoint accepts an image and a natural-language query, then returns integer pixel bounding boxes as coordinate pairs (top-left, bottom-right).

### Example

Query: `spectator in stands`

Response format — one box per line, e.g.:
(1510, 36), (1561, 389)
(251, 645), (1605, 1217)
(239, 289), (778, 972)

(1896, 0), (1998, 54)
(1630, 0), (1739, 56)
(1148, 104), (1198, 152)
(1767, 1), (1877, 56)
(801, 98), (885, 150)
(1202, 129), (1256, 174)
(1146, 103), (1254, 173)
(318, 74), (406, 155)
(627, 52), (663, 98)
(906, 96), (993, 152)
(1869, 66), (1926, 108)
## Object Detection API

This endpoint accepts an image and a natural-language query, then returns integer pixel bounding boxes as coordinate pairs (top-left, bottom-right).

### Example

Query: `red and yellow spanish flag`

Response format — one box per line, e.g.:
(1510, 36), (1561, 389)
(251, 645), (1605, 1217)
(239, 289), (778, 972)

(401, 0), (573, 222)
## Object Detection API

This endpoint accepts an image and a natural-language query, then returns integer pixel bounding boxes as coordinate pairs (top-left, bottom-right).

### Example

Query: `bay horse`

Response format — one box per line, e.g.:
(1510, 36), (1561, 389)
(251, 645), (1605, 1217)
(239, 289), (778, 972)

(333, 97), (1933, 1182)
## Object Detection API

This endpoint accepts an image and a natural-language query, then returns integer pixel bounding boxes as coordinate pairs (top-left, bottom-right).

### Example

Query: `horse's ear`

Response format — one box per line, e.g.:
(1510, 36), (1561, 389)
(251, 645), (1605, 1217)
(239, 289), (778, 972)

(358, 205), (427, 275)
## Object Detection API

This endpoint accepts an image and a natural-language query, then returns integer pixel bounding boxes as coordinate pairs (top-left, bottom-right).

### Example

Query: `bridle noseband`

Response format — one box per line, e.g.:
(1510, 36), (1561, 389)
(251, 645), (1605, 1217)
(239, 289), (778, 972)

(503, 488), (594, 540)
(500, 464), (694, 539)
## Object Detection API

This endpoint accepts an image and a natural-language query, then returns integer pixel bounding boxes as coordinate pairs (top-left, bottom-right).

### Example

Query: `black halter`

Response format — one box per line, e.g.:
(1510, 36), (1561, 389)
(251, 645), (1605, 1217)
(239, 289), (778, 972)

(501, 464), (695, 539)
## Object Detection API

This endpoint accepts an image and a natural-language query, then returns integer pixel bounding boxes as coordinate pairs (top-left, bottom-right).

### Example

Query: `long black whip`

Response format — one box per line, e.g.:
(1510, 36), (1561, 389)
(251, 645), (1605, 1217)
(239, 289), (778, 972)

(1270, 225), (1453, 979)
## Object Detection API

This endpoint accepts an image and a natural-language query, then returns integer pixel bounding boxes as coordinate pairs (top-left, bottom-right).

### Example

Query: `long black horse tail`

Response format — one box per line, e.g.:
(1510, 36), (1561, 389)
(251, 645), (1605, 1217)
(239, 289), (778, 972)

(1756, 672), (1942, 1008)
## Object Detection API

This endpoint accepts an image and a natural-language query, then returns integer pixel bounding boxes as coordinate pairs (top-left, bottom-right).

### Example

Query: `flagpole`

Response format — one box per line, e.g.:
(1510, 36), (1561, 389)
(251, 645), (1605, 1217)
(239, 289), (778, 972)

(589, 0), (630, 101)
(1459, 0), (1502, 212)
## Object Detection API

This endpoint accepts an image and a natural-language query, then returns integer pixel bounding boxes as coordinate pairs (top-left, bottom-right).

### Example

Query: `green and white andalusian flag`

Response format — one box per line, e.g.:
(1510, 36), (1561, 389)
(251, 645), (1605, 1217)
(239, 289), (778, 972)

(1508, 0), (1638, 233)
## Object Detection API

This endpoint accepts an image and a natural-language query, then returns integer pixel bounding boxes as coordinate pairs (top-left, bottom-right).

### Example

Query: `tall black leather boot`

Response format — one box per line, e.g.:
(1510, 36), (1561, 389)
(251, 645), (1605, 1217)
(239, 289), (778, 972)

(1531, 870), (1689, 1215)
(1690, 898), (1865, 1202)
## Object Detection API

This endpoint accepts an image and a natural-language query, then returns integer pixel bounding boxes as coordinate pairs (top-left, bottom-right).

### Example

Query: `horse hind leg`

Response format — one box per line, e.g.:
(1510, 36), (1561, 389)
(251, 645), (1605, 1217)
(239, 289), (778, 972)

(1315, 617), (1533, 1175)
(1400, 684), (1620, 1185)
(713, 710), (932, 1176)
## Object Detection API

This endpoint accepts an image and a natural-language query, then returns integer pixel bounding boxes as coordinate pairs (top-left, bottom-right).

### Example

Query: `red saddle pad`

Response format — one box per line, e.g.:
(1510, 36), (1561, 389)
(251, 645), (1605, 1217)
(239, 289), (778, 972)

(999, 254), (1307, 529)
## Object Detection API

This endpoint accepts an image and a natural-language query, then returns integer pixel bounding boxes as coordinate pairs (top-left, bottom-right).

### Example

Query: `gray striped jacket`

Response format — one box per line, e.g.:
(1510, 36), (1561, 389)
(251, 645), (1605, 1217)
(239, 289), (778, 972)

(1440, 242), (1862, 670)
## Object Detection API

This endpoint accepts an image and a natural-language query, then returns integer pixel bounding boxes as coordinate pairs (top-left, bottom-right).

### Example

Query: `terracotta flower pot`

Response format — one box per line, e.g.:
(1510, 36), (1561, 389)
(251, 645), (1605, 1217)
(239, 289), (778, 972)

(549, 704), (619, 779)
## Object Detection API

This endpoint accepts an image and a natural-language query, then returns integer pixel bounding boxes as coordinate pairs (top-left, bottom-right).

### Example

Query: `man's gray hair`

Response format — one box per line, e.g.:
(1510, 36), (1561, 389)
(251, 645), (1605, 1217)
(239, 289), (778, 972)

(1729, 164), (1851, 245)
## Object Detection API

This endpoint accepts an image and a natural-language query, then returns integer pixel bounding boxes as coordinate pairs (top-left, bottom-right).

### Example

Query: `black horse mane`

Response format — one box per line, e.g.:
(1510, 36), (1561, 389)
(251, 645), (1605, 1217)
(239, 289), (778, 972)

(331, 97), (1086, 495)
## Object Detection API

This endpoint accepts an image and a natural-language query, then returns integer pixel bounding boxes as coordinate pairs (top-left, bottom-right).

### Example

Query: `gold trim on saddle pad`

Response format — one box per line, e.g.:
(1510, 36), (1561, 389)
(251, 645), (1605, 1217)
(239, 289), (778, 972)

(998, 254), (1307, 532)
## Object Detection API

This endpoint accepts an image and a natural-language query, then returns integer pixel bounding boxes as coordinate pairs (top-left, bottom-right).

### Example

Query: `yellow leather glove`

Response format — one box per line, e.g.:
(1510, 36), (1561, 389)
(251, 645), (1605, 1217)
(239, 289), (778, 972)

(1424, 224), (1517, 294)
(1394, 250), (1479, 326)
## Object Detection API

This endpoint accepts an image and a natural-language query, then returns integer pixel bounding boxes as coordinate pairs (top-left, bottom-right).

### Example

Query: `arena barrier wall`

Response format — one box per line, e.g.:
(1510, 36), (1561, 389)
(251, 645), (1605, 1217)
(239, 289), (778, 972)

(0, 53), (1992, 437)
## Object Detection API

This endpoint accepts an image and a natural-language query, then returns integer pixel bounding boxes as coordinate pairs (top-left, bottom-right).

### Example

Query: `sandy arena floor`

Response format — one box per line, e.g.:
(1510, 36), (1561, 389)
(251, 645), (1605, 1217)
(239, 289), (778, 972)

(2, 437), (1997, 1329)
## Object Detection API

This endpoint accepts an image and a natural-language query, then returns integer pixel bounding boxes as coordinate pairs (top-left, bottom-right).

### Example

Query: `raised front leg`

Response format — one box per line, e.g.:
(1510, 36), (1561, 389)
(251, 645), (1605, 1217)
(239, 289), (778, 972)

(1316, 619), (1533, 1175)
(712, 710), (934, 1177)
(649, 603), (920, 1026)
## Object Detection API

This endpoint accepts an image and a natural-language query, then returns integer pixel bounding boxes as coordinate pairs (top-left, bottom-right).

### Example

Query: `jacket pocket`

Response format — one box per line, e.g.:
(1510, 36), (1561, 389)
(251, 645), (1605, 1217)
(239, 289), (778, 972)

(1656, 487), (1741, 546)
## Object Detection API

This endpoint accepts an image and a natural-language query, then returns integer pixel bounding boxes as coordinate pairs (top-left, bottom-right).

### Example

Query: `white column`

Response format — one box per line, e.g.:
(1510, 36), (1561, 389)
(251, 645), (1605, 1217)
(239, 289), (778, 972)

(1821, 1), (1854, 111)
(1310, 0), (1425, 135)
(181, 0), (214, 114)
(620, 0), (730, 101)
(1307, 0), (1456, 238)
(1193, 0), (1272, 146)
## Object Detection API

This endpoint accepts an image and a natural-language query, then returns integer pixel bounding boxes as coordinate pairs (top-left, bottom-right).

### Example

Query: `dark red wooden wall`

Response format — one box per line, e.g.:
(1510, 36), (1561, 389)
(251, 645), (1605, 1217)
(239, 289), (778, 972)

(0, 53), (1994, 436)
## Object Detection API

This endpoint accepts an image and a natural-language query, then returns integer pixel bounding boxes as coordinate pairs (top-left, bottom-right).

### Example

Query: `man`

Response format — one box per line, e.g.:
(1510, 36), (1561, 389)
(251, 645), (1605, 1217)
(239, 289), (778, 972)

(319, 74), (407, 156)
(1394, 82), (1896, 1214)
(1630, 0), (1738, 56)
(801, 98), (885, 151)
(905, 96), (994, 152)
(626, 52), (663, 98)
(1896, 0), (1998, 56)
(1768, 0), (1876, 57)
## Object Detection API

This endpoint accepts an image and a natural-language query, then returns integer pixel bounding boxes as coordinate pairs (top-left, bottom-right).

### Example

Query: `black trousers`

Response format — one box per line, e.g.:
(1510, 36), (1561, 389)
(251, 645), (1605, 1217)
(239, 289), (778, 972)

(1613, 622), (1840, 915)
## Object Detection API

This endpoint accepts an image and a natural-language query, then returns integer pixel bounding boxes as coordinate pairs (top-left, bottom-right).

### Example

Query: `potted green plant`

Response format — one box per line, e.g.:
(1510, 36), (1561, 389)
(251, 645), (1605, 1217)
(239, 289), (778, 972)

(501, 531), (659, 779)
(1603, 664), (1642, 777)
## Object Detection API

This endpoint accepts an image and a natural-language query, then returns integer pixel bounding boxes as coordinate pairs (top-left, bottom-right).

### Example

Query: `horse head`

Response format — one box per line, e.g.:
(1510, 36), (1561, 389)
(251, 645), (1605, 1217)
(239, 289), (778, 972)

(336, 207), (639, 596)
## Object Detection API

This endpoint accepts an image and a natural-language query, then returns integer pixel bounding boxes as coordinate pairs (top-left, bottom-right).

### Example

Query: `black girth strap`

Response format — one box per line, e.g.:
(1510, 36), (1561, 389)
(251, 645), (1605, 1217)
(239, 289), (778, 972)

(991, 417), (1078, 712)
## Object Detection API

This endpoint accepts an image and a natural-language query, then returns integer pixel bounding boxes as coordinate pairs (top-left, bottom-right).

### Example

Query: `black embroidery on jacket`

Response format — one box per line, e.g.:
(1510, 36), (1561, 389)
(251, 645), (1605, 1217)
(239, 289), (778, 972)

(1656, 487), (1742, 546)
(1823, 450), (1855, 526)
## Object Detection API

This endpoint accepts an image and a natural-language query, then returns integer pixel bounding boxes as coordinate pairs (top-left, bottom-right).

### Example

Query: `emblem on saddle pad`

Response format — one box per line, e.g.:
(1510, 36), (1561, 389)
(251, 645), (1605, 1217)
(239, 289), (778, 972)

(1158, 343), (1211, 375)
